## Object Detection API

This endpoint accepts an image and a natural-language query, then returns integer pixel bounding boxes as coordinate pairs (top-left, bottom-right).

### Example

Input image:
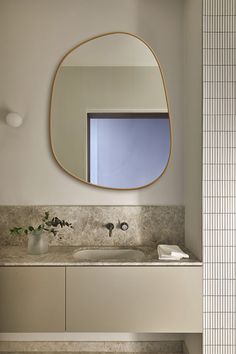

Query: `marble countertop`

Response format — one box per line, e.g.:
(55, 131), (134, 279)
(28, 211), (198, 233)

(0, 246), (202, 266)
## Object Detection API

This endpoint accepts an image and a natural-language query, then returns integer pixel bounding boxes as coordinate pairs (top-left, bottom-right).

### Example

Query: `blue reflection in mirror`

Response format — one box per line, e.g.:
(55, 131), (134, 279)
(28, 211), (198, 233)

(88, 113), (170, 189)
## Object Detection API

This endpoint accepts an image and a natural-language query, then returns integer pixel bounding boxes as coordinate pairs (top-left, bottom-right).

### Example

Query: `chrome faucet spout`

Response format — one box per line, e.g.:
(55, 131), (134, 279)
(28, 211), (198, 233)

(105, 223), (114, 237)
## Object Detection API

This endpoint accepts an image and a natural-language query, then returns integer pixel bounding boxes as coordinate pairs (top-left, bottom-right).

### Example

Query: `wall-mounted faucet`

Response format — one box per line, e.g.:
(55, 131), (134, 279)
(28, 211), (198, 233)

(105, 221), (129, 237)
(105, 223), (114, 237)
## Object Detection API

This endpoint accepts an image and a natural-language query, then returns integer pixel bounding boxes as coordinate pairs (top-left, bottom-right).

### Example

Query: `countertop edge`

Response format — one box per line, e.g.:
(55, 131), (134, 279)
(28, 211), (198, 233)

(0, 246), (202, 267)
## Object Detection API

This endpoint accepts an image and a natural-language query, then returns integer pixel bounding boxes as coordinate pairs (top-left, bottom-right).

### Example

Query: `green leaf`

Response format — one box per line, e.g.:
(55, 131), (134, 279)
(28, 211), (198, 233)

(50, 228), (58, 236)
(10, 227), (23, 235)
(10, 211), (73, 238)
(42, 212), (49, 222)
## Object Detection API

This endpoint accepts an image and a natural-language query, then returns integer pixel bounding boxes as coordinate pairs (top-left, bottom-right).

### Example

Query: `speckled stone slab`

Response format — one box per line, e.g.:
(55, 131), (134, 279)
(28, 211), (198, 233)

(0, 341), (184, 353)
(0, 206), (184, 247)
(0, 352), (183, 354)
(182, 342), (189, 354)
(0, 246), (201, 266)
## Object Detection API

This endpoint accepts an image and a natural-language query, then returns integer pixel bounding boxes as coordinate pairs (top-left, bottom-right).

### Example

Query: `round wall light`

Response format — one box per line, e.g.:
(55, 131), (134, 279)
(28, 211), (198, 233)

(5, 112), (23, 128)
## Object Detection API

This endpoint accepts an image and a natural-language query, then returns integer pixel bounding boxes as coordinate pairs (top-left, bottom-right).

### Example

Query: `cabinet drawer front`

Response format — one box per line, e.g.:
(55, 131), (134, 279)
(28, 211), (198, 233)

(66, 266), (202, 333)
(0, 267), (65, 332)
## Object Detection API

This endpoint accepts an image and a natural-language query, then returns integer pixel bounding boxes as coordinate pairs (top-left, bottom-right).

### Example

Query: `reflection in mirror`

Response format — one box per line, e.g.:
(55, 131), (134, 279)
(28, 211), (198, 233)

(50, 33), (171, 189)
(88, 113), (170, 189)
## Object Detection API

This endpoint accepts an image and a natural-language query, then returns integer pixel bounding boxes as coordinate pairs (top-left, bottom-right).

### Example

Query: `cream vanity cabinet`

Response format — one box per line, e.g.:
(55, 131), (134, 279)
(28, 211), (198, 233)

(0, 267), (65, 332)
(66, 266), (202, 333)
(0, 266), (202, 333)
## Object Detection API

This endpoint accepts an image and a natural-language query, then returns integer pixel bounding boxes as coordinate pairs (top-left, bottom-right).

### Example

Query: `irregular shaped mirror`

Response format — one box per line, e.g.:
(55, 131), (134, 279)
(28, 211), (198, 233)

(50, 32), (171, 189)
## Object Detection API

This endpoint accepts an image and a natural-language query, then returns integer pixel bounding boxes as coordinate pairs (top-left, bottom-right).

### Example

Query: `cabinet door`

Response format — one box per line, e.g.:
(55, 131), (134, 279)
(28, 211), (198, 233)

(0, 267), (65, 332)
(66, 266), (202, 333)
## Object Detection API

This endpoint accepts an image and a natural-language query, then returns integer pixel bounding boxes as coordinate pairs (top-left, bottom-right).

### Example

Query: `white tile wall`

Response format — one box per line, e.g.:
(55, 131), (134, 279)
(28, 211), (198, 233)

(203, 0), (236, 353)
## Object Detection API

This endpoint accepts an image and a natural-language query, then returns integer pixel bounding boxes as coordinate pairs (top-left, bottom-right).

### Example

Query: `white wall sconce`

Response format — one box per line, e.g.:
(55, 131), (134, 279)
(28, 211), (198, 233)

(5, 112), (23, 128)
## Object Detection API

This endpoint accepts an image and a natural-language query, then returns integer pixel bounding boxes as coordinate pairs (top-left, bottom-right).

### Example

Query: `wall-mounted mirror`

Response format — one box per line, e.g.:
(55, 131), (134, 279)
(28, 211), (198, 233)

(50, 32), (171, 189)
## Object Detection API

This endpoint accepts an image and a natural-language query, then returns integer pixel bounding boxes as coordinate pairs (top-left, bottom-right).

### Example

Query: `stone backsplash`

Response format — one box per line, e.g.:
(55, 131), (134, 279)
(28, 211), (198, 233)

(0, 206), (184, 247)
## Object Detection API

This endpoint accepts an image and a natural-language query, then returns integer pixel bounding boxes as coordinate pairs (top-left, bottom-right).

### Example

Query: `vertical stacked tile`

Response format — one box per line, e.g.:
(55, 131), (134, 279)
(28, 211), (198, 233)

(203, 0), (236, 353)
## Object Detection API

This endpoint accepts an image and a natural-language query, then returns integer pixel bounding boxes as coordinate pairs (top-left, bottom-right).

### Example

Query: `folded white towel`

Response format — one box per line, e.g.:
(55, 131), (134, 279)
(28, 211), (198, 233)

(157, 244), (189, 260)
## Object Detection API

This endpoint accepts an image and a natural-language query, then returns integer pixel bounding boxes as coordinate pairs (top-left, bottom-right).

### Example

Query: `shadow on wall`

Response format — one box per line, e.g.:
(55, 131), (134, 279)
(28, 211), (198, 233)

(0, 107), (8, 124)
(135, 0), (185, 205)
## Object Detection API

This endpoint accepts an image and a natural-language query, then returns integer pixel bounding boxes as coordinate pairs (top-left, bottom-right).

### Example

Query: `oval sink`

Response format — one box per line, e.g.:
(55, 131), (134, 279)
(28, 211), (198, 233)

(73, 248), (145, 261)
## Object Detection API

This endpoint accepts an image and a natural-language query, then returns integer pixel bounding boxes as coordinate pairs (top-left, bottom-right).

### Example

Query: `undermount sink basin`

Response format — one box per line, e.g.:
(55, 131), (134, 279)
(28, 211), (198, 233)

(73, 248), (145, 261)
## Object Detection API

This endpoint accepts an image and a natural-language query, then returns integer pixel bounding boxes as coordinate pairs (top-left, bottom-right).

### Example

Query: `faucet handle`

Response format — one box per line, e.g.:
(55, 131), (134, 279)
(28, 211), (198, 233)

(120, 222), (129, 231)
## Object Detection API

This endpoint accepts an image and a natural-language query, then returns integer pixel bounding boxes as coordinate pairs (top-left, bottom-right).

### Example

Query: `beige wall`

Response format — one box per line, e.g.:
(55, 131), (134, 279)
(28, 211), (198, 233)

(0, 0), (184, 205)
(183, 0), (202, 260)
(52, 66), (167, 180)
